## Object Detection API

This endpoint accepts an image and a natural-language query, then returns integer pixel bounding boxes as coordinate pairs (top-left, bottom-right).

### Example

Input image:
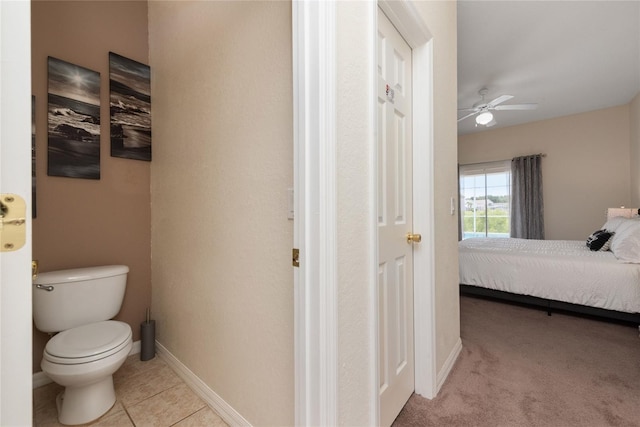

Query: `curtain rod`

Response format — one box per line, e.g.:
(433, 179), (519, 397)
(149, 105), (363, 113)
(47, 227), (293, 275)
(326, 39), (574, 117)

(511, 153), (547, 162)
(460, 153), (546, 167)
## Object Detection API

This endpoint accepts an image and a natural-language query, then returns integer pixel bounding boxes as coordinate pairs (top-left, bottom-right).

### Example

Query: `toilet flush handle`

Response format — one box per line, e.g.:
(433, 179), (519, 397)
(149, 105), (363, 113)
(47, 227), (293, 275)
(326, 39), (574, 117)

(32, 261), (52, 290)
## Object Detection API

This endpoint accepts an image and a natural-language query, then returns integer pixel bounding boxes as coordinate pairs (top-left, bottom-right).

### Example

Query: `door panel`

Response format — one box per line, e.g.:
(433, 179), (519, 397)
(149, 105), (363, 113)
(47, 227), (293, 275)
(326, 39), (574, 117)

(377, 7), (414, 427)
(0, 1), (33, 424)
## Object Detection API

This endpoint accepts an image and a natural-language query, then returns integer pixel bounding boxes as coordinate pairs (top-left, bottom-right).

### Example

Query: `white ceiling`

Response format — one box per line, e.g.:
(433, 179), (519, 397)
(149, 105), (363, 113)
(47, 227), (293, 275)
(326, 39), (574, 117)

(457, 0), (640, 135)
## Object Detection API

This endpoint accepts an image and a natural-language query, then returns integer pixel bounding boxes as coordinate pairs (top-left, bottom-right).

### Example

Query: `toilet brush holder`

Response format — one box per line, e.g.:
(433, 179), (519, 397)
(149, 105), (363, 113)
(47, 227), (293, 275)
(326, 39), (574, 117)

(140, 308), (155, 361)
(140, 320), (155, 361)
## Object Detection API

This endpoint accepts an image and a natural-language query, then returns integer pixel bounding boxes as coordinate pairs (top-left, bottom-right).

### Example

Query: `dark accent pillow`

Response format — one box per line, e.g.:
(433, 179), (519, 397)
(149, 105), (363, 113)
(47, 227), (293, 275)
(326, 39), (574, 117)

(586, 229), (615, 251)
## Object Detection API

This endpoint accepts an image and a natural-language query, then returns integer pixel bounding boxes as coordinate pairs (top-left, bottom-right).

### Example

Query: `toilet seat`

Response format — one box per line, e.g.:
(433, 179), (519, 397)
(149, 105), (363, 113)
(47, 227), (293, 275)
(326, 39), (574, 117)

(44, 320), (132, 365)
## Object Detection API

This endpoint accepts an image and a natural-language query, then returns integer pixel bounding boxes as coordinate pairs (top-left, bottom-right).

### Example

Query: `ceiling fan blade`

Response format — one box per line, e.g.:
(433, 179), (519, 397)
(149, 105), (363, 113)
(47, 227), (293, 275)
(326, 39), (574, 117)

(457, 111), (477, 122)
(457, 108), (478, 112)
(494, 103), (538, 111)
(487, 95), (513, 107)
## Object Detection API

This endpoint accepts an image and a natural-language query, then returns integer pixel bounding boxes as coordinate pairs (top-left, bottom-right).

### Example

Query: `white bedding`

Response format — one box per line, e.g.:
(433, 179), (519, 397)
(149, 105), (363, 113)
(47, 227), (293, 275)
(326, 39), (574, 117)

(459, 238), (640, 314)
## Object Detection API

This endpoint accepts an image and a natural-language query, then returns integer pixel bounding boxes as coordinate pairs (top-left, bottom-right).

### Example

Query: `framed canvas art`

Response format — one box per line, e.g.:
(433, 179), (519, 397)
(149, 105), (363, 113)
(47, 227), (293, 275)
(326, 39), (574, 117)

(47, 57), (101, 179)
(32, 95), (36, 217)
(109, 52), (151, 161)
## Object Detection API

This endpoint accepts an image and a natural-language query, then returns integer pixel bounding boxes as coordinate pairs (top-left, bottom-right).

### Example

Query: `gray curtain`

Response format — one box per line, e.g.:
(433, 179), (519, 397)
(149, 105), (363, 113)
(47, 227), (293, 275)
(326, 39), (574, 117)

(511, 154), (544, 239)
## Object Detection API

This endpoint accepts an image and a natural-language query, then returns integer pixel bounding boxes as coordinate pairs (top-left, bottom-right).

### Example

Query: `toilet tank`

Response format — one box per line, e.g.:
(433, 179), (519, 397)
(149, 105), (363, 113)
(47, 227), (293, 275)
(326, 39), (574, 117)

(33, 265), (129, 333)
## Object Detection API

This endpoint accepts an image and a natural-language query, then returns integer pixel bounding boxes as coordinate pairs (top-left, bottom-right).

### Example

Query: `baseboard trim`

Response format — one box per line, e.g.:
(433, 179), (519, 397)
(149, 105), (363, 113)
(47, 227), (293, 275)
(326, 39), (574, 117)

(155, 341), (252, 427)
(129, 339), (141, 356)
(33, 371), (52, 389)
(436, 337), (462, 394)
(33, 340), (142, 389)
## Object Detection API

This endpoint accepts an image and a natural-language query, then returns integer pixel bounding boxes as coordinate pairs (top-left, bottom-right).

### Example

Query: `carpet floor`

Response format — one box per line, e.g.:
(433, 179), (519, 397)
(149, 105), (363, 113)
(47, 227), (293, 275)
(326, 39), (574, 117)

(394, 296), (640, 427)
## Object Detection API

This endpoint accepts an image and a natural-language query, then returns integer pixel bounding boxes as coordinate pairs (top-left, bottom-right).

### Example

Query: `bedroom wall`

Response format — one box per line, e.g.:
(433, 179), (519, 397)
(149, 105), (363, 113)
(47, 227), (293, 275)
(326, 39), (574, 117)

(413, 0), (461, 382)
(148, 2), (294, 425)
(630, 92), (640, 207)
(31, 0), (150, 373)
(458, 105), (631, 240)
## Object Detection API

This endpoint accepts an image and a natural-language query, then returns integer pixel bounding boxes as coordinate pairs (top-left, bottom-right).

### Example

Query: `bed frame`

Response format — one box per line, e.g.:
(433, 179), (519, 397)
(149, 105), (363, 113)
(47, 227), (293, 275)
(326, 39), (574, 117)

(460, 284), (640, 325)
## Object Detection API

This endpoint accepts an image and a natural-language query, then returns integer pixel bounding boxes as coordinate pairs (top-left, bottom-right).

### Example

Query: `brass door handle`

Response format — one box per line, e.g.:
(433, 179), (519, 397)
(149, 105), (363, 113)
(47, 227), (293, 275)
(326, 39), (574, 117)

(406, 233), (422, 244)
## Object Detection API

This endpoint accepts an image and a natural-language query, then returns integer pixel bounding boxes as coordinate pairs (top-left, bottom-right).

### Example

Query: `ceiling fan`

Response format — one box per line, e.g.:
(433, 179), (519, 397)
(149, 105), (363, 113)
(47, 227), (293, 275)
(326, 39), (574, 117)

(458, 88), (538, 127)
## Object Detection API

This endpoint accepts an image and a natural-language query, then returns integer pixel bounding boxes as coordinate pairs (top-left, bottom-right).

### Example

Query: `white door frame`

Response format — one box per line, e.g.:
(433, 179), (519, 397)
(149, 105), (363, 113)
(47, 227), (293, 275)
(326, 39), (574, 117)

(292, 1), (338, 425)
(0, 1), (33, 425)
(293, 1), (435, 424)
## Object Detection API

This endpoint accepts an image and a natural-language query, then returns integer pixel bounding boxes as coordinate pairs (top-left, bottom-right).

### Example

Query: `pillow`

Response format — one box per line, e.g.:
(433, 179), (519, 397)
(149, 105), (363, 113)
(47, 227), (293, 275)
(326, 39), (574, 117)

(601, 216), (633, 233)
(609, 220), (640, 263)
(586, 229), (615, 251)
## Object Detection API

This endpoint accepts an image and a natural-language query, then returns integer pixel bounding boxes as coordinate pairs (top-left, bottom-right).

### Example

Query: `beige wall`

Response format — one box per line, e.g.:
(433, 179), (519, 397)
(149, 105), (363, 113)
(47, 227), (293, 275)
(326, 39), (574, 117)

(630, 92), (640, 207)
(415, 0), (460, 374)
(31, 1), (150, 373)
(148, 2), (294, 425)
(335, 3), (375, 423)
(459, 105), (632, 240)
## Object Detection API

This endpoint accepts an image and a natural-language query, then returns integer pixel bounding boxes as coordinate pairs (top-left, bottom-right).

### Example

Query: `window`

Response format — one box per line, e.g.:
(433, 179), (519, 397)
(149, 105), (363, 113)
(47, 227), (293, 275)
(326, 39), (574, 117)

(459, 161), (511, 239)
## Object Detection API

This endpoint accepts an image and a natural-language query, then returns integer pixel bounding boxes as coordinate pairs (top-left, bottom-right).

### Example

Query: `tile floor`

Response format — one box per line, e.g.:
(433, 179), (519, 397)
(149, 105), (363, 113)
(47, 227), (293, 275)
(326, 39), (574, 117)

(33, 354), (229, 427)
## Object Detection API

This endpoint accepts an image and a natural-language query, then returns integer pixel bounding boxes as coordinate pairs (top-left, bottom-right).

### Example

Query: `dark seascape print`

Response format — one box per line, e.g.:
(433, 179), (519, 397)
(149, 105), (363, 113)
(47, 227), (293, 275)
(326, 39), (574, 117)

(109, 52), (151, 161)
(32, 95), (36, 218)
(47, 57), (101, 179)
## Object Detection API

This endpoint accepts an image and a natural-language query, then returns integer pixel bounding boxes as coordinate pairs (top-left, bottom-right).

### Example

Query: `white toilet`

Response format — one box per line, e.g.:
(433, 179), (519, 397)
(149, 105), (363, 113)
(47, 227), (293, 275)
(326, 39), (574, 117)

(33, 265), (133, 425)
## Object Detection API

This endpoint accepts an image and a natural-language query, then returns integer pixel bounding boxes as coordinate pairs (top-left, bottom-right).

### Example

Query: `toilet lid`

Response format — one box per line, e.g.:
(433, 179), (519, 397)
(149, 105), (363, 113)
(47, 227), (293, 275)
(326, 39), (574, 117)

(45, 320), (132, 363)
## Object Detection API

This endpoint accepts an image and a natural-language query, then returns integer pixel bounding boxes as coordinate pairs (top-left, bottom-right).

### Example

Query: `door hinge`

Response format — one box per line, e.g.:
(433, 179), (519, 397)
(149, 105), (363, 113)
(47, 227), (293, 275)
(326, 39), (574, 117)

(0, 194), (27, 252)
(0, 194), (26, 252)
(292, 248), (299, 267)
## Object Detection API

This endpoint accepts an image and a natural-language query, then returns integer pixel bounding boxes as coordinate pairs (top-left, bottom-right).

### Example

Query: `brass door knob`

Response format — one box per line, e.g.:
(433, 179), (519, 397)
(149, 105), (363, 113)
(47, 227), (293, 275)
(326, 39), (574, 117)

(406, 233), (422, 244)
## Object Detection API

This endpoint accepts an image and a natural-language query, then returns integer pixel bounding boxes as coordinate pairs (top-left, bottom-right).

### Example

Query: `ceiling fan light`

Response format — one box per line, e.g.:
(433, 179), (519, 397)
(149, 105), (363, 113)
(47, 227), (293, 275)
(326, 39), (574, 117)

(476, 112), (494, 125)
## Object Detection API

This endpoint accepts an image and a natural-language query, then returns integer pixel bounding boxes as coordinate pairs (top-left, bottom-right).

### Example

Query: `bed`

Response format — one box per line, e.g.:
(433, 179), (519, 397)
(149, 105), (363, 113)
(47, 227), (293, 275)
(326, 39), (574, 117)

(459, 216), (640, 324)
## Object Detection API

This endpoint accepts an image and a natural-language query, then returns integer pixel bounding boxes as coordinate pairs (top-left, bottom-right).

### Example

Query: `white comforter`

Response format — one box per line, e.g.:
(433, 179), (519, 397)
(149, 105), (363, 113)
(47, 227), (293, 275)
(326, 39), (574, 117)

(459, 238), (640, 313)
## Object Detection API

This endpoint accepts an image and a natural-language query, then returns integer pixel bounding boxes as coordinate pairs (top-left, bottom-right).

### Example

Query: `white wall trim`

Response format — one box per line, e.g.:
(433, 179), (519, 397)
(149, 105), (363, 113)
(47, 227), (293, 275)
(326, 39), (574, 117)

(293, 1), (339, 426)
(366, 1), (379, 424)
(377, 0), (439, 400)
(129, 339), (141, 357)
(378, 0), (433, 47)
(156, 342), (252, 427)
(436, 338), (462, 393)
(412, 39), (438, 399)
(32, 371), (52, 389)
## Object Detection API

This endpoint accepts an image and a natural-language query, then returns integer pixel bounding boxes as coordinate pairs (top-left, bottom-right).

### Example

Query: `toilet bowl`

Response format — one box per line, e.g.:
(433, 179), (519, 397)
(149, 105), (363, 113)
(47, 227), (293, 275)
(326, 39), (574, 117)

(33, 265), (132, 425)
(41, 321), (132, 425)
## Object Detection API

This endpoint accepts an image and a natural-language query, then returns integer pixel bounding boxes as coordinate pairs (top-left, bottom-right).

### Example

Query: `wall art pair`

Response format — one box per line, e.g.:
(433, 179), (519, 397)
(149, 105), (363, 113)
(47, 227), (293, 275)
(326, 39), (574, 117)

(46, 53), (151, 180)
